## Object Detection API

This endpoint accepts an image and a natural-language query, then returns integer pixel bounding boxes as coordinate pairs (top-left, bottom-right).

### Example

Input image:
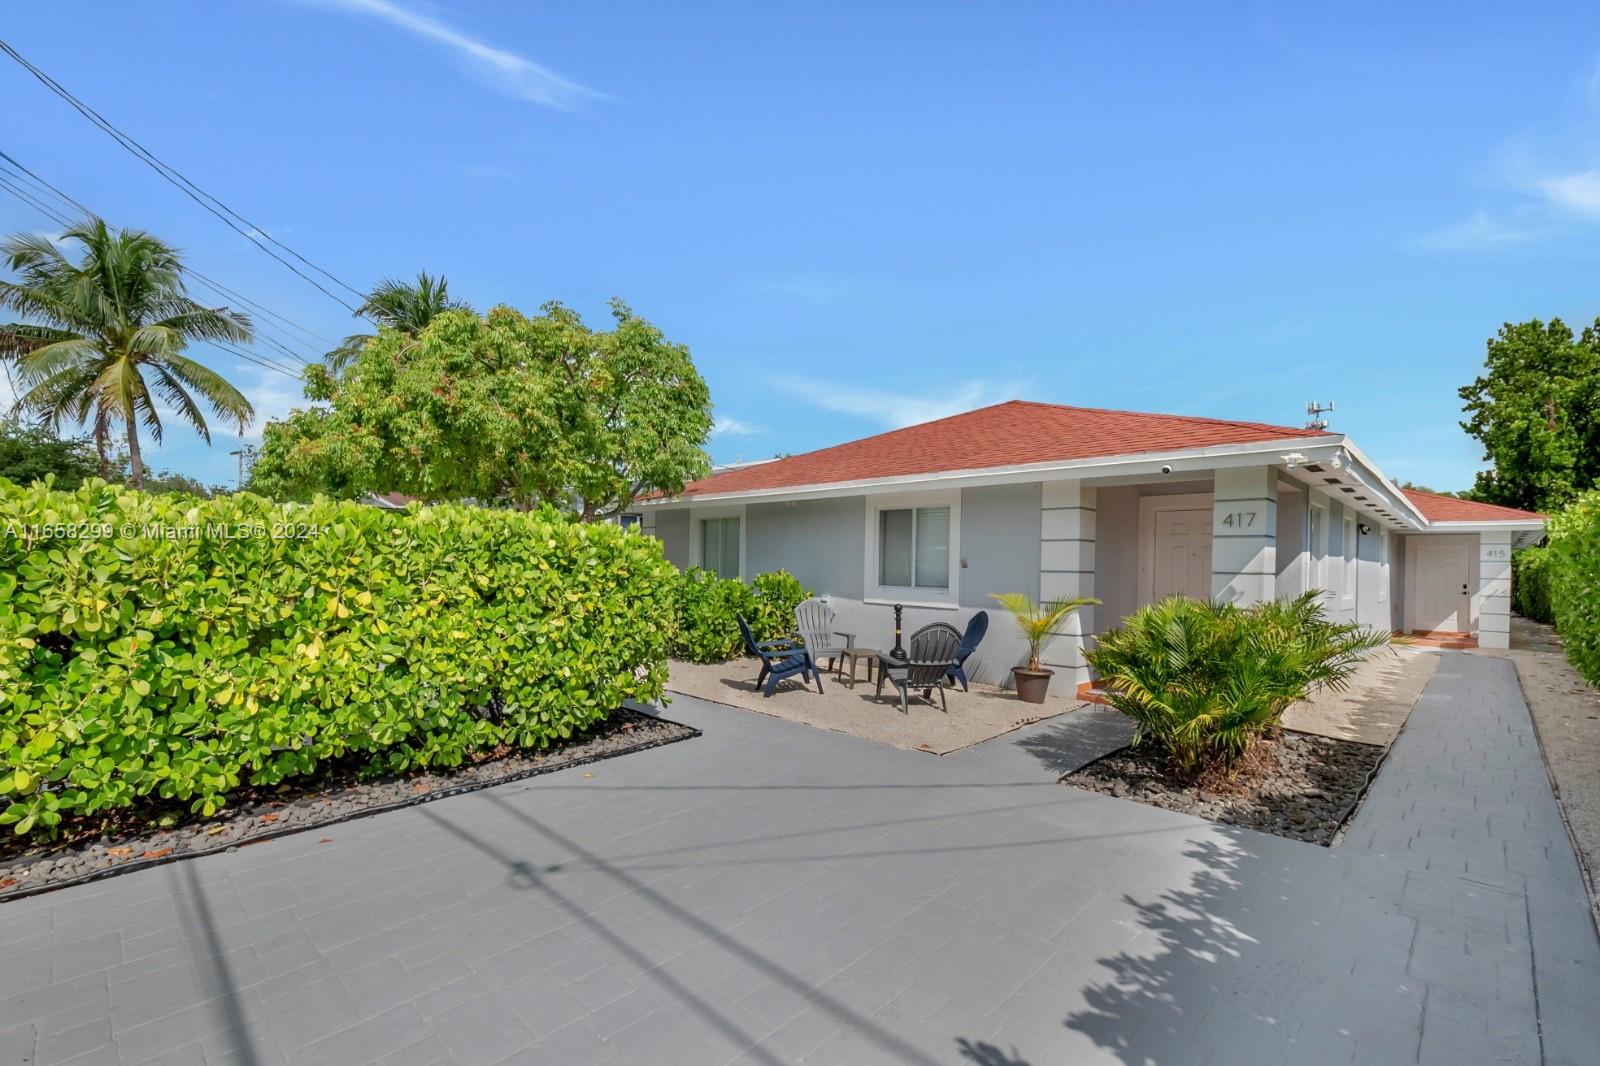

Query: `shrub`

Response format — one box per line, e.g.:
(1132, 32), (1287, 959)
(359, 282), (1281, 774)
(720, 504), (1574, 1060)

(748, 570), (810, 643)
(1547, 489), (1600, 684)
(670, 568), (755, 663)
(0, 478), (675, 838)
(1512, 546), (1555, 624)
(989, 593), (1099, 671)
(1085, 593), (1391, 778)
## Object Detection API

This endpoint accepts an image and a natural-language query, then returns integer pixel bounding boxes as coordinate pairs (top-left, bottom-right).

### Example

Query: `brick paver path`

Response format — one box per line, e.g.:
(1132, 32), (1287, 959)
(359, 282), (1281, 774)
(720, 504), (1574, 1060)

(1, 652), (1595, 1064)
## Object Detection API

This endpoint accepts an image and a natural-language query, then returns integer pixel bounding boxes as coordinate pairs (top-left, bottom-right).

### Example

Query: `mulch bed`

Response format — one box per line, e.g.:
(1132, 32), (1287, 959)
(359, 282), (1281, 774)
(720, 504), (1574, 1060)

(1063, 729), (1387, 846)
(0, 707), (697, 902)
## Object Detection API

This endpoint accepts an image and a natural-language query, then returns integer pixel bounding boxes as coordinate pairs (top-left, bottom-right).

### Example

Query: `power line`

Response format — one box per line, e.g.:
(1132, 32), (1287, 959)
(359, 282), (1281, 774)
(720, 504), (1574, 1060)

(210, 340), (305, 380)
(0, 181), (303, 382)
(0, 172), (74, 229)
(0, 168), (313, 371)
(0, 149), (332, 364)
(0, 147), (91, 215)
(0, 38), (363, 312)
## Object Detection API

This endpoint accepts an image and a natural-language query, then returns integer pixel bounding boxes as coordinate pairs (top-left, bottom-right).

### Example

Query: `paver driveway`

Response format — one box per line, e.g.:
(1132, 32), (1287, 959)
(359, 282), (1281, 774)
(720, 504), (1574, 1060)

(1, 652), (1597, 1064)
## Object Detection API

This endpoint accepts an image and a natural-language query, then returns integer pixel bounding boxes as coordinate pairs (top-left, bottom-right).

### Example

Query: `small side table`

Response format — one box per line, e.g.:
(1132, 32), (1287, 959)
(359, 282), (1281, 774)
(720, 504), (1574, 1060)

(839, 647), (880, 689)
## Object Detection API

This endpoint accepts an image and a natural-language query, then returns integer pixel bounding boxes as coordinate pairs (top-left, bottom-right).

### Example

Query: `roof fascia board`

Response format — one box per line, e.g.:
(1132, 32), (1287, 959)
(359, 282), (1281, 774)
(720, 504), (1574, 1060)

(642, 435), (1341, 509)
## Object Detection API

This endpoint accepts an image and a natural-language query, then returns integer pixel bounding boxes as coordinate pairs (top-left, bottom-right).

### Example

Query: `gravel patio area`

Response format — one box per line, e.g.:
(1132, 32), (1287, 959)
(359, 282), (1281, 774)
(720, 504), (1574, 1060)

(1280, 644), (1439, 745)
(667, 656), (1085, 754)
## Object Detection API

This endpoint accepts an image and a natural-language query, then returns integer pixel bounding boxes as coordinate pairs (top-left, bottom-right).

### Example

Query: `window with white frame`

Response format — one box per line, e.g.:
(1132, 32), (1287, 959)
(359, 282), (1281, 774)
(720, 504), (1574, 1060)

(1308, 503), (1328, 593)
(878, 505), (951, 590)
(700, 516), (740, 578)
(1342, 515), (1357, 605)
(1378, 529), (1388, 602)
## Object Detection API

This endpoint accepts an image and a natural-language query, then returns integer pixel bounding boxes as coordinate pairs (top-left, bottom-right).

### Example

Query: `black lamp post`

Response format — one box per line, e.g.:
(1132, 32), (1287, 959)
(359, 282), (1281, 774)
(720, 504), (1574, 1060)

(890, 603), (906, 660)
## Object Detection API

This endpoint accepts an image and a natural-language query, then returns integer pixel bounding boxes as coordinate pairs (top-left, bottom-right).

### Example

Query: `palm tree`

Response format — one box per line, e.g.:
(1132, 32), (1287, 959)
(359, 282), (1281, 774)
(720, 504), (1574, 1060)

(324, 271), (469, 372)
(0, 218), (255, 487)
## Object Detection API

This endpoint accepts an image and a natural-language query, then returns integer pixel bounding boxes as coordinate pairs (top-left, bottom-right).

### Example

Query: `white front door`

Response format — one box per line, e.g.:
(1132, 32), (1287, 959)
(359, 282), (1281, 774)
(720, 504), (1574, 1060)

(1151, 509), (1213, 601)
(1415, 540), (1471, 633)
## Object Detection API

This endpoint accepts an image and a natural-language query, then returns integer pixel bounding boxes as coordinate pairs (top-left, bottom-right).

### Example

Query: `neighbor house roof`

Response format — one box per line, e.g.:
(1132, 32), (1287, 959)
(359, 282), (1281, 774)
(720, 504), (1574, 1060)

(1400, 488), (1545, 524)
(672, 400), (1332, 498)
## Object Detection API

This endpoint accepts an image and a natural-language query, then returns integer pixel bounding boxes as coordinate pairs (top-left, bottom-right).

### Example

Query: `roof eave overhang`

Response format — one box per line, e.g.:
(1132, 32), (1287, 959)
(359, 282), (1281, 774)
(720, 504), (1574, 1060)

(641, 435), (1344, 510)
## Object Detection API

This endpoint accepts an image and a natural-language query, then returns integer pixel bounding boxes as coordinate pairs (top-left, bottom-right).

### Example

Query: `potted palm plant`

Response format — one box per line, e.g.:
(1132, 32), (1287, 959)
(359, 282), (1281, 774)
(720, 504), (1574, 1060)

(989, 593), (1100, 703)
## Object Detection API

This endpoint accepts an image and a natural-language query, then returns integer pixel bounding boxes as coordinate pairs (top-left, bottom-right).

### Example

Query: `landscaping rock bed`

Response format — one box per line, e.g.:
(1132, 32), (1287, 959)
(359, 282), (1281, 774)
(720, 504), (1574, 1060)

(1063, 729), (1387, 846)
(0, 707), (696, 902)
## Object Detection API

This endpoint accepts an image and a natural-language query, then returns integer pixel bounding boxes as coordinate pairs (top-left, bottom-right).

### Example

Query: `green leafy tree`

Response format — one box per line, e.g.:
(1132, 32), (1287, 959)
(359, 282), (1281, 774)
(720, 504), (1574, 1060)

(253, 300), (713, 517)
(1459, 318), (1600, 512)
(0, 418), (99, 489)
(1397, 480), (1467, 499)
(0, 219), (255, 487)
(324, 271), (470, 373)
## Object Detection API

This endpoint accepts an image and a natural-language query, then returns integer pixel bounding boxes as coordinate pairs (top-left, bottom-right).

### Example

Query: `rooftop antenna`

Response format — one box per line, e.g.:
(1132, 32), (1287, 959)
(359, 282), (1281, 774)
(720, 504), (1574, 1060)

(1305, 401), (1335, 431)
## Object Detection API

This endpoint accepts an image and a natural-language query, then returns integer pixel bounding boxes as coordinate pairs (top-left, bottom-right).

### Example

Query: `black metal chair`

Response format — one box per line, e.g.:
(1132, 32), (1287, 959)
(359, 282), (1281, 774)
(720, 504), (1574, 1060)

(737, 615), (822, 697)
(877, 621), (961, 714)
(945, 611), (989, 692)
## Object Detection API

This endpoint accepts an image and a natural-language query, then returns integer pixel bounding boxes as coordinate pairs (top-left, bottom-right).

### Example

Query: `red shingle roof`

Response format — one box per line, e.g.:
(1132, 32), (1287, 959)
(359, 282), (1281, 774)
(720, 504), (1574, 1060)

(1401, 489), (1545, 523)
(678, 400), (1331, 497)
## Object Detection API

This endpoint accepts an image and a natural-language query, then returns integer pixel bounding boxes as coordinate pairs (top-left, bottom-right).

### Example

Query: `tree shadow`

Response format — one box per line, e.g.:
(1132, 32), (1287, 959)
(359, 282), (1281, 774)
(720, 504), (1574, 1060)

(1061, 833), (1298, 1065)
(956, 1037), (1035, 1064)
(1010, 705), (1135, 777)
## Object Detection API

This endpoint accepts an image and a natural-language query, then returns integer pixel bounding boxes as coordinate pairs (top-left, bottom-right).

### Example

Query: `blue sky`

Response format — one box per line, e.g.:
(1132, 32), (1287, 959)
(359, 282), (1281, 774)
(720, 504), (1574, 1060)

(4, 1), (1600, 491)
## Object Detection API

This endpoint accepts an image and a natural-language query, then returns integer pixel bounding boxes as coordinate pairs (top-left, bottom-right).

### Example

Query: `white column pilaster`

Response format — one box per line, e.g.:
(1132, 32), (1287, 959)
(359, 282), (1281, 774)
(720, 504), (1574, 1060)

(1040, 480), (1095, 689)
(1478, 532), (1512, 649)
(1212, 467), (1277, 605)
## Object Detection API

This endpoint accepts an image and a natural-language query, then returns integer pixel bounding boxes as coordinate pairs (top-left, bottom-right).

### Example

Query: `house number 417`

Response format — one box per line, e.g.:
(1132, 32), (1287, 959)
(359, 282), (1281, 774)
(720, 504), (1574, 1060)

(1221, 511), (1257, 528)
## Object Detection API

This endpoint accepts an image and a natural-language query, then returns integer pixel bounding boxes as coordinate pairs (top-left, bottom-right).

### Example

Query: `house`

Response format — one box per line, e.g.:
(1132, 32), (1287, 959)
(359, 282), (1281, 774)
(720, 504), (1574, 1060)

(636, 401), (1546, 692)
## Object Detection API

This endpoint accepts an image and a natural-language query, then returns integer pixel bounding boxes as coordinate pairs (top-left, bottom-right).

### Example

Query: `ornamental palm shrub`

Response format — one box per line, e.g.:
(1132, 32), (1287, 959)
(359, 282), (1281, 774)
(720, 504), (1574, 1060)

(0, 477), (676, 838)
(749, 570), (810, 643)
(989, 593), (1100, 671)
(670, 568), (756, 663)
(1512, 546), (1555, 624)
(1546, 489), (1600, 683)
(1085, 593), (1391, 779)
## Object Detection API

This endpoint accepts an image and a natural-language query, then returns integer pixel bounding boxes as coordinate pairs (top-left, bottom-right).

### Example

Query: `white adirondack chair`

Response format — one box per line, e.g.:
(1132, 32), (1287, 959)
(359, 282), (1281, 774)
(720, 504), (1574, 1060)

(794, 598), (853, 673)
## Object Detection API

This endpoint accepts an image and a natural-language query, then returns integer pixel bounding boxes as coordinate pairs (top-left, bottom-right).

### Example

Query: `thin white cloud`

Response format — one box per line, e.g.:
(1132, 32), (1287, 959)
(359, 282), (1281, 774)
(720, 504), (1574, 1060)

(305, 0), (604, 107)
(1535, 169), (1600, 220)
(1416, 55), (1600, 251)
(774, 375), (1023, 430)
(710, 415), (759, 438)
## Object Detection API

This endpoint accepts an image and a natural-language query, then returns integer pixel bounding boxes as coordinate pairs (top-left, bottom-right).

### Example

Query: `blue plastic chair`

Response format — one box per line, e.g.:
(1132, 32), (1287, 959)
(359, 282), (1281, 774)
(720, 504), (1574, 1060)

(737, 615), (823, 697)
(946, 611), (989, 692)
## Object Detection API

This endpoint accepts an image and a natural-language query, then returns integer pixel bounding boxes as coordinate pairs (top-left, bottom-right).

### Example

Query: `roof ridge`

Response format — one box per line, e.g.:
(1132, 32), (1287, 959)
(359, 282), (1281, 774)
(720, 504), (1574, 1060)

(1001, 398), (1325, 436)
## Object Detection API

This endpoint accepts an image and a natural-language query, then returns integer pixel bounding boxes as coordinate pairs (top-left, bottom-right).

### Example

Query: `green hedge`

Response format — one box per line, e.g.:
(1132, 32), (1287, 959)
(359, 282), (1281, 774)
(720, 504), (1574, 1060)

(668, 568), (810, 663)
(0, 479), (675, 837)
(1512, 546), (1555, 624)
(1547, 489), (1600, 684)
(670, 569), (756, 663)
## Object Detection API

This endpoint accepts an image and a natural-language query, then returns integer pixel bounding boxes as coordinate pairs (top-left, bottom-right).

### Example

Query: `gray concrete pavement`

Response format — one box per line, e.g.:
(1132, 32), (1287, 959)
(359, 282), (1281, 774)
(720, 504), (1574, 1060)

(0, 651), (1595, 1064)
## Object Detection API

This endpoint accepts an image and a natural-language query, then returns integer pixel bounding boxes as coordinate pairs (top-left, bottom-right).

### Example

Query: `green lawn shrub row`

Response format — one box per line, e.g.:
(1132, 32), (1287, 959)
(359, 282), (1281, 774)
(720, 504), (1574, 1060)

(669, 568), (810, 663)
(1512, 546), (1555, 624)
(0, 478), (676, 838)
(1546, 489), (1600, 684)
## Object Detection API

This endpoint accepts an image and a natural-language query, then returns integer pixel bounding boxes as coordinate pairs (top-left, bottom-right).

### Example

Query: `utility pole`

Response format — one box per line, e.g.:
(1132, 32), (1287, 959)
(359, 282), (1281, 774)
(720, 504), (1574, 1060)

(228, 446), (255, 491)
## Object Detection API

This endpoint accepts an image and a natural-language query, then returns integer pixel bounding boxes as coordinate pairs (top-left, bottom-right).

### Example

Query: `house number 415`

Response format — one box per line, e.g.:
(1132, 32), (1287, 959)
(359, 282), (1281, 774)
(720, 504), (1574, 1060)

(1221, 511), (1258, 528)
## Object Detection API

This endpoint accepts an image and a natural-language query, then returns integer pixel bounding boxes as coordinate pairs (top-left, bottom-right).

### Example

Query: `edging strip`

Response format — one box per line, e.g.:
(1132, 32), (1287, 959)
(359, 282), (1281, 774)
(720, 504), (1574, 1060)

(0, 713), (700, 904)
